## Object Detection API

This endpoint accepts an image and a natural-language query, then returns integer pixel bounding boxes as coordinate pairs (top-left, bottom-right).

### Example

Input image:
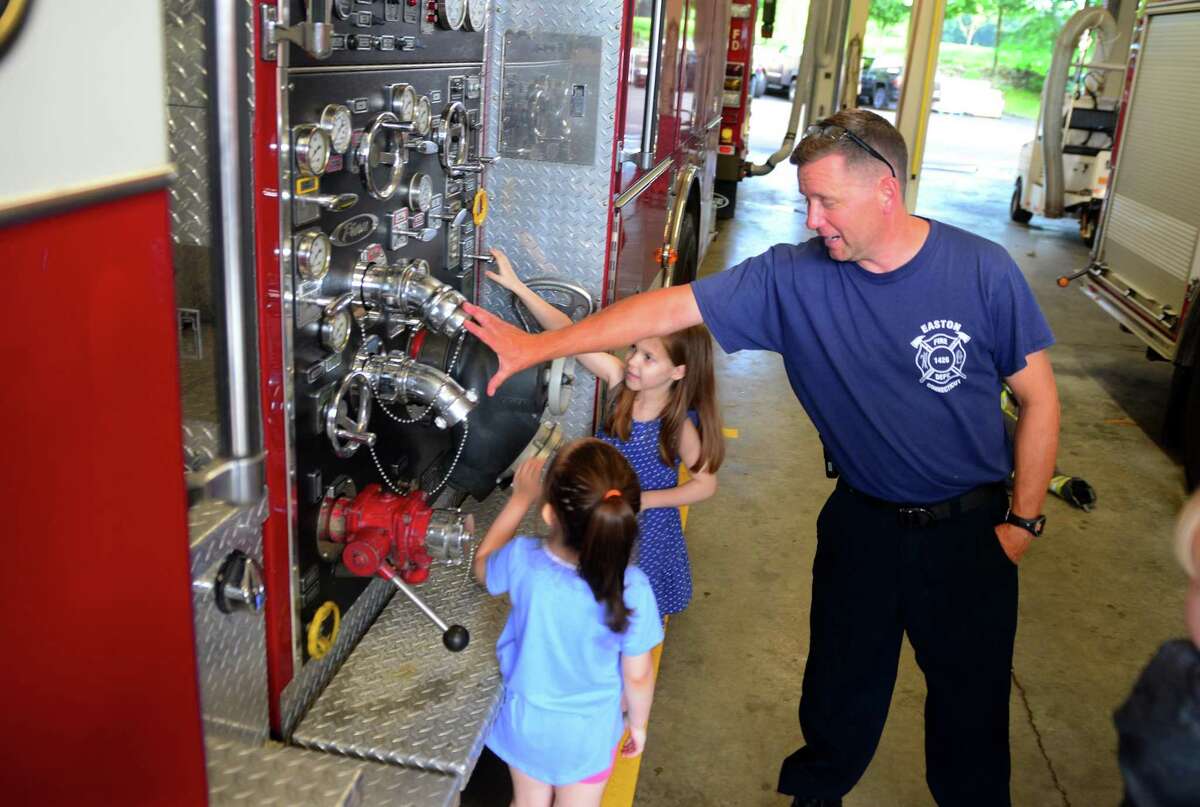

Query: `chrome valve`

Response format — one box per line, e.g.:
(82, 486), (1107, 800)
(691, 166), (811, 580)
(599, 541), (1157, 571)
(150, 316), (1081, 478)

(355, 349), (478, 429)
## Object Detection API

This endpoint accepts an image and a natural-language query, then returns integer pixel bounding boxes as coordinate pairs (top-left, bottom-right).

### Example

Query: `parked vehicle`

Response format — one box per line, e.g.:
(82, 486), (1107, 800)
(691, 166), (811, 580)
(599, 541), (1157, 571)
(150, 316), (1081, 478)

(858, 57), (902, 109)
(758, 42), (798, 98)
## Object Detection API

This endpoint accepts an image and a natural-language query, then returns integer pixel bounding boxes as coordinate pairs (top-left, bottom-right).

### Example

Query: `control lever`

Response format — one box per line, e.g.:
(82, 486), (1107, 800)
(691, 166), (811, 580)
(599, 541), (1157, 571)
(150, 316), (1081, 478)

(432, 208), (470, 227)
(304, 192), (359, 211)
(377, 563), (470, 651)
(462, 253), (496, 265)
(395, 225), (439, 242)
(269, 0), (335, 59)
(408, 139), (438, 155)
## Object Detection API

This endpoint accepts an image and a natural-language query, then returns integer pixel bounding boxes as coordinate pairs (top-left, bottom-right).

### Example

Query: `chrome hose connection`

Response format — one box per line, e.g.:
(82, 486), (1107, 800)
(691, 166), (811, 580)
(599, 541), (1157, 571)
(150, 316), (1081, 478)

(356, 350), (478, 429)
(395, 260), (469, 336)
(424, 509), (476, 564)
(353, 258), (469, 336)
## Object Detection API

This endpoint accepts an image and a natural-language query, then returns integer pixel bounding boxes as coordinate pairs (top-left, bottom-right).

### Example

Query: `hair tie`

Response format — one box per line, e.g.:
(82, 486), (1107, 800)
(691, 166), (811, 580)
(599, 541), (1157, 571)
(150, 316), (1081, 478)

(603, 489), (622, 501)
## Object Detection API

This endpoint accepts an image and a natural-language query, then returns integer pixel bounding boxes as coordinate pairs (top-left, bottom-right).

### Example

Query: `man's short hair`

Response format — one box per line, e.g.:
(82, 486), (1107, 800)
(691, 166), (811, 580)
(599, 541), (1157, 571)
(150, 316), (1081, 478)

(790, 109), (909, 195)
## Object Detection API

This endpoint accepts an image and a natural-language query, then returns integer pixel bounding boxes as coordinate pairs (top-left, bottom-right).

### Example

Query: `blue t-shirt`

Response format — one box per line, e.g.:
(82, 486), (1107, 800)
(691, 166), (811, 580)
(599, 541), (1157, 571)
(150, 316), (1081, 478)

(485, 536), (663, 784)
(691, 219), (1054, 503)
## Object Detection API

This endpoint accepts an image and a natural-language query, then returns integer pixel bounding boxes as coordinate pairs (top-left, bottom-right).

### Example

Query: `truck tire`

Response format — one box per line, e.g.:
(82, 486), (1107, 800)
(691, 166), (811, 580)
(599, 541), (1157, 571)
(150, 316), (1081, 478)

(873, 86), (886, 109)
(1186, 366), (1200, 491)
(672, 210), (699, 286)
(714, 179), (738, 221)
(1010, 179), (1033, 224)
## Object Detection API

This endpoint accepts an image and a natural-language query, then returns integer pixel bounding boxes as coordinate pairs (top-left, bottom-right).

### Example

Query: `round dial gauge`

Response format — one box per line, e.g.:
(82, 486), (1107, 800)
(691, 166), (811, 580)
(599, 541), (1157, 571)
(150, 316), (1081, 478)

(321, 309), (353, 353)
(389, 84), (416, 122)
(413, 96), (433, 138)
(320, 104), (353, 154)
(436, 0), (466, 31)
(465, 0), (487, 32)
(296, 231), (332, 280)
(295, 125), (331, 177)
(408, 173), (433, 212)
(333, 0), (353, 19)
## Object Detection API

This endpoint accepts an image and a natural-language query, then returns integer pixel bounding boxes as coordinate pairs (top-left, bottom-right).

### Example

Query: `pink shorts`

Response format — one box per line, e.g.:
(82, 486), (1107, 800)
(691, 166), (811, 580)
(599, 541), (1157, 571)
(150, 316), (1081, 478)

(578, 744), (620, 784)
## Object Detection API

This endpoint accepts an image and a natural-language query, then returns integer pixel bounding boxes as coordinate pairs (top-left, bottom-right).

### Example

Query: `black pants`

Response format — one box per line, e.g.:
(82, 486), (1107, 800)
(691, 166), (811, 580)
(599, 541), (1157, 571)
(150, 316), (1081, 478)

(778, 483), (1017, 806)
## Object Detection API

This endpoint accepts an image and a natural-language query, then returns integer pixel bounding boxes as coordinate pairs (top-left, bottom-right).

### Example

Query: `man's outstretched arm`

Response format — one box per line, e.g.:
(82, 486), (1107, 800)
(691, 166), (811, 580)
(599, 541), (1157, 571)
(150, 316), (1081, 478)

(463, 284), (703, 395)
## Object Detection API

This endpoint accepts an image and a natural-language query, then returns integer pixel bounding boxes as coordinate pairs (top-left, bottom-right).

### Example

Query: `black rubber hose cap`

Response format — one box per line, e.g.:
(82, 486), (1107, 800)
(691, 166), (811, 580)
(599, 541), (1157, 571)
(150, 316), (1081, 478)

(443, 624), (470, 652)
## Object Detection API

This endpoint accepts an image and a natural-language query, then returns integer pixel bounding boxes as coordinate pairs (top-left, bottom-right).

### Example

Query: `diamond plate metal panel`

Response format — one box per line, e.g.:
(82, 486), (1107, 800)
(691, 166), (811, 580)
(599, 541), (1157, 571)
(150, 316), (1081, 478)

(164, 0), (209, 108)
(479, 0), (624, 442)
(206, 737), (460, 806)
(169, 105), (213, 247)
(292, 570), (508, 784)
(183, 417), (221, 471)
(279, 577), (396, 738)
(190, 497), (272, 745)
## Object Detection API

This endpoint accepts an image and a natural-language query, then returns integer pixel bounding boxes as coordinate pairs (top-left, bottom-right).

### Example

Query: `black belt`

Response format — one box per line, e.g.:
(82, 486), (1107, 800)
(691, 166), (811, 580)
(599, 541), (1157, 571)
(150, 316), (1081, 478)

(836, 479), (1007, 529)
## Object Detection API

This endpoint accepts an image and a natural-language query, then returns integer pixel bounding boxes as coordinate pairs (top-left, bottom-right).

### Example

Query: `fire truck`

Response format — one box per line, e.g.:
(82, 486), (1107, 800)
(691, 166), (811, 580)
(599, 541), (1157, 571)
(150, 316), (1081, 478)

(0, 0), (729, 802)
(1064, 0), (1200, 488)
(713, 0), (767, 219)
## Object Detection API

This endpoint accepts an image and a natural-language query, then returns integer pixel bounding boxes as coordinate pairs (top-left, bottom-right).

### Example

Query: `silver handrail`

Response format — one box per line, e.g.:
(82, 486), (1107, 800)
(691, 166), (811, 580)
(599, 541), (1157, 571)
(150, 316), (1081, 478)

(187, 0), (265, 506)
(615, 157), (672, 210)
(637, 0), (668, 171)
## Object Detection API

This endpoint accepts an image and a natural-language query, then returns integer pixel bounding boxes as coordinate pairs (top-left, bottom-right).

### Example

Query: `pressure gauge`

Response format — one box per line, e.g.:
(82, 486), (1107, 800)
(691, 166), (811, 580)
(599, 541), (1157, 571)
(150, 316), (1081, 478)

(464, 0), (487, 32)
(389, 83), (417, 122)
(294, 125), (331, 177)
(295, 231), (333, 281)
(320, 104), (354, 155)
(321, 308), (353, 353)
(436, 0), (466, 31)
(413, 96), (433, 138)
(408, 173), (433, 212)
(333, 0), (353, 19)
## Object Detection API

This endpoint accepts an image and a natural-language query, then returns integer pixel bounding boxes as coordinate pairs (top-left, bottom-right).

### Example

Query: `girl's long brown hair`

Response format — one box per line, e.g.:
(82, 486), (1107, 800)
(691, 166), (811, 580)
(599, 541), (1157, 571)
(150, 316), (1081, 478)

(544, 438), (642, 632)
(603, 325), (725, 474)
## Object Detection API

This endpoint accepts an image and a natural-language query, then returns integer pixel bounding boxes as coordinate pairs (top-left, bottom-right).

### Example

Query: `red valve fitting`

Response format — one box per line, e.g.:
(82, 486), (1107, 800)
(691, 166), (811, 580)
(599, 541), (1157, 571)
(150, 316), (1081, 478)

(325, 484), (453, 583)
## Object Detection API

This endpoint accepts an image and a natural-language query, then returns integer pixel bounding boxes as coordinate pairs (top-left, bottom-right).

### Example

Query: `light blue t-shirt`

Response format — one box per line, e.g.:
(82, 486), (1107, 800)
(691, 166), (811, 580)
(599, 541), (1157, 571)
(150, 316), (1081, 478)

(484, 536), (663, 784)
(692, 219), (1054, 503)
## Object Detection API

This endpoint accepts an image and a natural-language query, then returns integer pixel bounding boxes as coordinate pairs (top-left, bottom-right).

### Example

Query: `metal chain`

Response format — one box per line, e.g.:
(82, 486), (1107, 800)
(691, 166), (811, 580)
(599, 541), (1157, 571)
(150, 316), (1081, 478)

(428, 417), (469, 499)
(358, 318), (468, 425)
(367, 441), (406, 495)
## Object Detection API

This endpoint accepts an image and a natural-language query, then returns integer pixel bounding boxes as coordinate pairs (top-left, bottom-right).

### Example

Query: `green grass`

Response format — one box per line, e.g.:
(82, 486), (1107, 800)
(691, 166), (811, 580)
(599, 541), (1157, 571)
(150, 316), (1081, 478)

(1002, 87), (1042, 120)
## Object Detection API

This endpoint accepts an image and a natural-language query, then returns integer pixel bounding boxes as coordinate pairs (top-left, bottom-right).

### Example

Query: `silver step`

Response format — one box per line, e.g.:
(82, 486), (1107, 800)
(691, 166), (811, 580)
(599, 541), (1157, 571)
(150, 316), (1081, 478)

(205, 737), (458, 806)
(293, 567), (508, 787)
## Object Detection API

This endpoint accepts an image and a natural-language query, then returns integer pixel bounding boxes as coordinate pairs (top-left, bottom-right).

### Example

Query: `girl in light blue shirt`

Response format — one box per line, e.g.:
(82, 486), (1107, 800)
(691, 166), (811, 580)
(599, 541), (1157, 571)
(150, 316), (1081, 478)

(474, 438), (663, 806)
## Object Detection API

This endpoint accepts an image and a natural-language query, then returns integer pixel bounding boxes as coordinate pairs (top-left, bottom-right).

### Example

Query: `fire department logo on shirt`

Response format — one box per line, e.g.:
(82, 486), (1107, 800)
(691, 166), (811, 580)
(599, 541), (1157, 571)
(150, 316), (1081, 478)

(911, 319), (971, 393)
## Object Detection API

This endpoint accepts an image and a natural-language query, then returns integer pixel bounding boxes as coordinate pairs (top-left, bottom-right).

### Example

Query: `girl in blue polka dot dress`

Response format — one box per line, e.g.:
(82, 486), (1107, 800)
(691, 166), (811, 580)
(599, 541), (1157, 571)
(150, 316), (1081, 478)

(487, 250), (725, 617)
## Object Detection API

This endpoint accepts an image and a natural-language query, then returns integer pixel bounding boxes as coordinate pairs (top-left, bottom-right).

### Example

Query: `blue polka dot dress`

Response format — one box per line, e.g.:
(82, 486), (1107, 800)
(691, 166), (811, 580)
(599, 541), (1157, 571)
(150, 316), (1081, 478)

(598, 418), (692, 616)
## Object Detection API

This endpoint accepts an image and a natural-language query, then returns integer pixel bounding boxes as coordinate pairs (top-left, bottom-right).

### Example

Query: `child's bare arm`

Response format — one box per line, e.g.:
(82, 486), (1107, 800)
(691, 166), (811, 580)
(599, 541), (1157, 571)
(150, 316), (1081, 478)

(473, 457), (546, 586)
(486, 249), (625, 386)
(620, 650), (656, 757)
(641, 419), (718, 510)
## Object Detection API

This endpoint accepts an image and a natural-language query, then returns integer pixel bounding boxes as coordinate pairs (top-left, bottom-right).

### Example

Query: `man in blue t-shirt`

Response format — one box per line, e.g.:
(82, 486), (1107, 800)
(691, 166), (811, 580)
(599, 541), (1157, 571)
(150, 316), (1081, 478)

(464, 109), (1060, 807)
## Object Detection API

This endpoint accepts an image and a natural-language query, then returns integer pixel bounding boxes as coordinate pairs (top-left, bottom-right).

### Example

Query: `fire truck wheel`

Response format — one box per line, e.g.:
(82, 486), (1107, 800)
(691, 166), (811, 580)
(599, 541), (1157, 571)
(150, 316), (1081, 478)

(714, 179), (738, 220)
(1186, 365), (1200, 491)
(672, 211), (699, 285)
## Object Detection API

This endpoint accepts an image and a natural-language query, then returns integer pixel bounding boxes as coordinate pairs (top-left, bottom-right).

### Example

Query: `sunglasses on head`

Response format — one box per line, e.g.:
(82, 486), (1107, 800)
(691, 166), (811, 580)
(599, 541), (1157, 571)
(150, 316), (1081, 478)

(802, 121), (897, 179)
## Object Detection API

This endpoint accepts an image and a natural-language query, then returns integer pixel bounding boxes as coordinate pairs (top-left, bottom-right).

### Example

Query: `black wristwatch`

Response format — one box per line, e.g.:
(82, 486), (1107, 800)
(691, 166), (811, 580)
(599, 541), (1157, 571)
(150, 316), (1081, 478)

(1005, 509), (1046, 538)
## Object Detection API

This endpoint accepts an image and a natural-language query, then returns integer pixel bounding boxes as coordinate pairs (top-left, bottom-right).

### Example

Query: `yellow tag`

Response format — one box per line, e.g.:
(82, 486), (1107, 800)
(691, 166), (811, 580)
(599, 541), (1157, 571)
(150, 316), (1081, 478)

(295, 176), (319, 195)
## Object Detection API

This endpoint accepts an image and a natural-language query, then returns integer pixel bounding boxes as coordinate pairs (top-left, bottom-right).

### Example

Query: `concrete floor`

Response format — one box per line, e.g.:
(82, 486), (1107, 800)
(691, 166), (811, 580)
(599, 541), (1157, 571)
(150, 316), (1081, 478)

(628, 105), (1193, 807)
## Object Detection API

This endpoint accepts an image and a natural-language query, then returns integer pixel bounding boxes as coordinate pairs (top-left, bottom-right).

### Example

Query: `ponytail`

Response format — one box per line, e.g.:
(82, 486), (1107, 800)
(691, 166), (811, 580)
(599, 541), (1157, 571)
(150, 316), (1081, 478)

(544, 439), (642, 632)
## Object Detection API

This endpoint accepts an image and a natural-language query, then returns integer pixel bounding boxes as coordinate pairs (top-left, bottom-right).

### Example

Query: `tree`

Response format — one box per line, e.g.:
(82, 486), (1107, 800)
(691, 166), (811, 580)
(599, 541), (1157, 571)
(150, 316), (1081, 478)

(992, 0), (1028, 75)
(868, 0), (910, 31)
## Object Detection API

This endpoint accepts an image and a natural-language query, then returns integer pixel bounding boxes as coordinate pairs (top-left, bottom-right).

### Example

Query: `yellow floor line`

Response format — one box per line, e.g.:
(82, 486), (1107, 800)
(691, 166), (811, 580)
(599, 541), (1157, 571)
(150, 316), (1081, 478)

(603, 426), (737, 805)
(601, 626), (667, 807)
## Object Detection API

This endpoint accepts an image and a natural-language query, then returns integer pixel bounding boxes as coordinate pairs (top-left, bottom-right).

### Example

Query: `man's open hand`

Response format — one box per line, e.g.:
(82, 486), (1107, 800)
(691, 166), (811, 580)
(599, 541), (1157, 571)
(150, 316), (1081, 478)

(462, 302), (538, 396)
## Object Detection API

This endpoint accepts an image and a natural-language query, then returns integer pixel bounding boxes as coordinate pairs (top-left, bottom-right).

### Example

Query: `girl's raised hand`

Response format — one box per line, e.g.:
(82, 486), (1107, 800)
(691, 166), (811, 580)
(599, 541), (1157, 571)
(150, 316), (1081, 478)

(485, 248), (523, 292)
(511, 456), (546, 504)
